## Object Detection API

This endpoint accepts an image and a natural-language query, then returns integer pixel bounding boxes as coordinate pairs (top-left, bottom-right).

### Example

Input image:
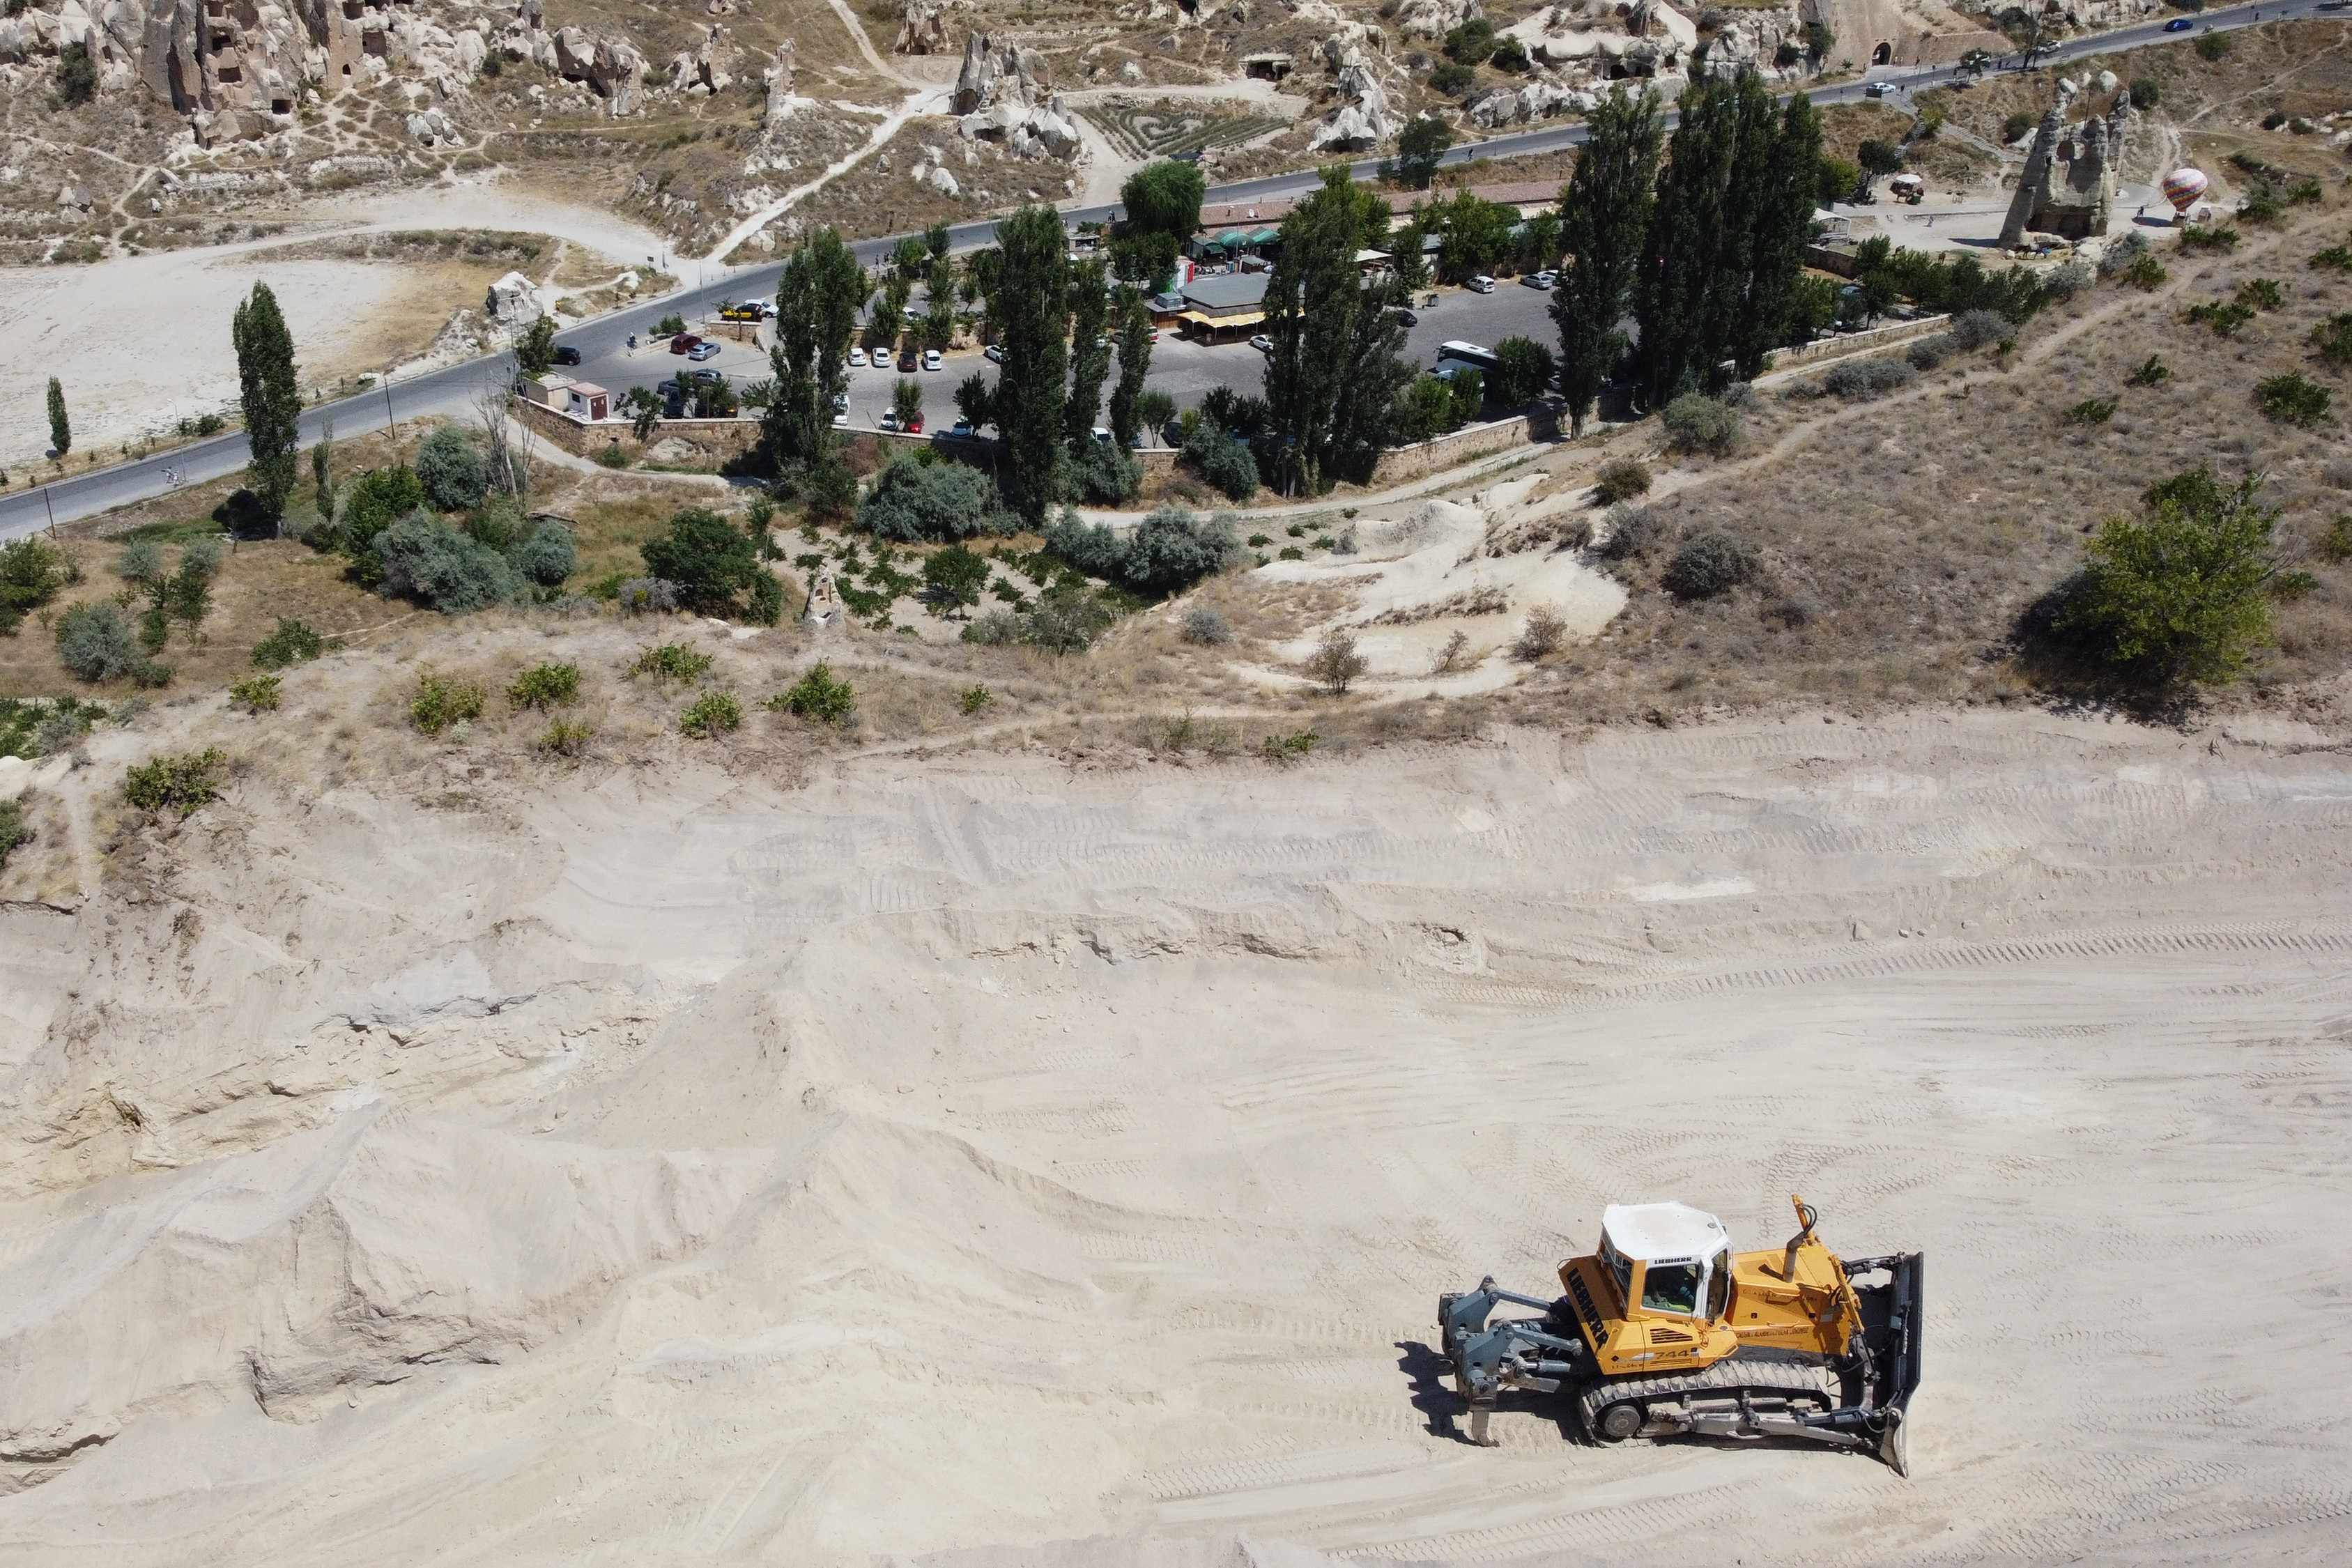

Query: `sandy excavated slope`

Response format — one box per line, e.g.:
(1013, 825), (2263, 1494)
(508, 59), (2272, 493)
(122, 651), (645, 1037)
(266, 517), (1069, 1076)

(2, 708), (2350, 1565)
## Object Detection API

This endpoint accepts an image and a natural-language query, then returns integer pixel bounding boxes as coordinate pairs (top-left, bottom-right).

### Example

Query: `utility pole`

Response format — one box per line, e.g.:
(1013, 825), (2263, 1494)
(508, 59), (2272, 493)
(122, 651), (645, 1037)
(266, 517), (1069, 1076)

(382, 369), (397, 443)
(43, 484), (56, 537)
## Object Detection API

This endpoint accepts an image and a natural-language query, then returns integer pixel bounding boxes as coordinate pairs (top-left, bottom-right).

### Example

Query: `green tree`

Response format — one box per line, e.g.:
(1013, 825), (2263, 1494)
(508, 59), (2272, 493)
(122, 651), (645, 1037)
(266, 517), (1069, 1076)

(925, 221), (952, 268)
(1263, 167), (1415, 493)
(1392, 116), (1454, 190)
(1065, 258), (1112, 452)
(640, 507), (781, 624)
(2056, 466), (2284, 686)
(955, 371), (996, 433)
(1427, 190), (1515, 282)
(1389, 215), (1432, 293)
(1112, 228), (1179, 291)
(766, 228), (864, 512)
(232, 282), (301, 515)
(1553, 85), (1662, 433)
(516, 315), (558, 377)
(622, 385), (664, 441)
(987, 205), (1071, 520)
(1636, 70), (1807, 405)
(1107, 286), (1154, 449)
(1734, 91), (1823, 380)
(892, 376), (923, 429)
(1516, 209), (1564, 274)
(893, 236), (930, 277)
(923, 544), (990, 615)
(1121, 160), (1207, 245)
(54, 40), (95, 107)
(45, 376), (69, 458)
(1491, 336), (1555, 404)
(311, 415), (334, 509)
(1856, 139), (1905, 176)
(1443, 17), (1496, 64)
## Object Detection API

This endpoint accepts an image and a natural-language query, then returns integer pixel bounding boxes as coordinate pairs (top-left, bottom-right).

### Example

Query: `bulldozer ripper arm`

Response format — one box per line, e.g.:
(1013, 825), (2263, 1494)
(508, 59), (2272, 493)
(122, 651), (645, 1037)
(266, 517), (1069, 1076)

(1439, 1279), (1585, 1401)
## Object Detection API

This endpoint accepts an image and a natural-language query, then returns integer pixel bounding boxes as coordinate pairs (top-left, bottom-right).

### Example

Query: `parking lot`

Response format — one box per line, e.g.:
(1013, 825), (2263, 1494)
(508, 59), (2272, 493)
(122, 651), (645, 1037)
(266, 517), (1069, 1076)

(576, 279), (1565, 440)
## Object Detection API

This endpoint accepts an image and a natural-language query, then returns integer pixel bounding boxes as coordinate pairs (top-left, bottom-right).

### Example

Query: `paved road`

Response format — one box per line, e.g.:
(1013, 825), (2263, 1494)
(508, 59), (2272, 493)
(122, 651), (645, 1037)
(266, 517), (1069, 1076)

(2, 0), (2330, 541)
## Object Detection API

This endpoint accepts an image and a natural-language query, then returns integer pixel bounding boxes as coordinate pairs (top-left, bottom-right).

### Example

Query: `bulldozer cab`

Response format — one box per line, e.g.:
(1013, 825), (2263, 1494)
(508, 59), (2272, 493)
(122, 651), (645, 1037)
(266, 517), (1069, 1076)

(1592, 1203), (1734, 1324)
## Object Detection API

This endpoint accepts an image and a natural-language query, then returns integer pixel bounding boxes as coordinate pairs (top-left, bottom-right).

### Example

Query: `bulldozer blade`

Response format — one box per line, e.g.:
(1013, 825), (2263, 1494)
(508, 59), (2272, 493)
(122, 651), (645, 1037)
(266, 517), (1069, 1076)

(1880, 1407), (1909, 1478)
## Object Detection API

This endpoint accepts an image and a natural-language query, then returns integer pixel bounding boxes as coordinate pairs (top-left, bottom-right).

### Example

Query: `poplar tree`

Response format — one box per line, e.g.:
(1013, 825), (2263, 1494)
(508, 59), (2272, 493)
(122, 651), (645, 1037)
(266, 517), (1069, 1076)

(1551, 86), (1661, 434)
(1107, 285), (1154, 449)
(766, 227), (866, 516)
(1637, 78), (1739, 405)
(1735, 91), (1824, 381)
(1263, 168), (1410, 493)
(233, 282), (301, 514)
(987, 206), (1070, 520)
(1064, 257), (1112, 451)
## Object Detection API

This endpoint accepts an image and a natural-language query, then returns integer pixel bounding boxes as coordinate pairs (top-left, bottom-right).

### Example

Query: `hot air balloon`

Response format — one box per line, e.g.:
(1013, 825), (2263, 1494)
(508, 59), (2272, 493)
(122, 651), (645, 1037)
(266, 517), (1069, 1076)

(2162, 167), (2210, 219)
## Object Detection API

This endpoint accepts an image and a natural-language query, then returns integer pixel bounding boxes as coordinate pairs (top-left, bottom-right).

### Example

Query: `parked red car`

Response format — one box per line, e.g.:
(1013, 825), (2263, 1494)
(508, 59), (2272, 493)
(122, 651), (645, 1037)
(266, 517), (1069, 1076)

(905, 414), (924, 433)
(669, 333), (701, 354)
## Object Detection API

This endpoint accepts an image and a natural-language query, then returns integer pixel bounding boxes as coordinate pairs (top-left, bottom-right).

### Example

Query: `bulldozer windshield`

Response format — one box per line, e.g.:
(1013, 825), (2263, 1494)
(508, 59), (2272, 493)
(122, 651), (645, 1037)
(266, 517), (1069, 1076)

(1706, 1247), (1730, 1319)
(1640, 1259), (1702, 1315)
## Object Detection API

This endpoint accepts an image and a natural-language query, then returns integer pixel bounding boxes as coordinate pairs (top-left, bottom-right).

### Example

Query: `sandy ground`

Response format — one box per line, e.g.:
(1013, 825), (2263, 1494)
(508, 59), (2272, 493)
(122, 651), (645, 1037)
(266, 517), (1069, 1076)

(1, 180), (663, 475)
(1, 699), (2349, 1565)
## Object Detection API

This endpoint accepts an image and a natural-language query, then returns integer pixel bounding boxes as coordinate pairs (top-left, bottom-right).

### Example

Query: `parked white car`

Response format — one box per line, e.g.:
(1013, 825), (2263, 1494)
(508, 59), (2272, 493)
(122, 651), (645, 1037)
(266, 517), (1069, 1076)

(1467, 275), (1496, 294)
(923, 348), (944, 371)
(848, 347), (868, 368)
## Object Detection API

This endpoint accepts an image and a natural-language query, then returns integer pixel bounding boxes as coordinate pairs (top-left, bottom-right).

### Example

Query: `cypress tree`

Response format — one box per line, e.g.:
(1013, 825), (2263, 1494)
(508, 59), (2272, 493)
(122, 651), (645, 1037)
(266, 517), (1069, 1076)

(46, 376), (70, 458)
(1551, 86), (1661, 434)
(1636, 77), (1739, 406)
(231, 282), (300, 514)
(988, 206), (1070, 521)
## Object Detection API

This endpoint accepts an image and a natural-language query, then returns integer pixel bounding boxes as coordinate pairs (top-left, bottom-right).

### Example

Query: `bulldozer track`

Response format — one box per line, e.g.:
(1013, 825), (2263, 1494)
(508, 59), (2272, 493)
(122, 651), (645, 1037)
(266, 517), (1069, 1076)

(1576, 1356), (1838, 1443)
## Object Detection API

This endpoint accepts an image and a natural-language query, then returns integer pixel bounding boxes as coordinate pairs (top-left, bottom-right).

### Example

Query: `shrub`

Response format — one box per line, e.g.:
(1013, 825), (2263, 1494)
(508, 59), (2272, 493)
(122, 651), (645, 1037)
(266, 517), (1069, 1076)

(679, 690), (743, 737)
(56, 602), (141, 682)
(2310, 312), (2352, 368)
(1180, 605), (1233, 645)
(339, 466), (428, 555)
(229, 674), (281, 712)
(1306, 628), (1368, 695)
(1661, 394), (1739, 457)
(959, 684), (992, 714)
(0, 537), (77, 634)
(539, 721), (594, 756)
(1598, 504), (1665, 561)
(2256, 372), (2332, 427)
(1442, 15), (1495, 63)
(2098, 231), (2150, 278)
(411, 674), (486, 735)
(1197, 437), (1260, 502)
(508, 662), (581, 709)
(1260, 729), (1318, 763)
(597, 443), (630, 468)
(1661, 531), (1755, 599)
(251, 617), (326, 668)
(2183, 298), (2256, 337)
(1512, 604), (1567, 661)
(510, 519), (578, 586)
(2129, 77), (2160, 109)
(922, 544), (991, 614)
(0, 798), (27, 870)
(2194, 29), (2231, 59)
(1947, 309), (2013, 351)
(2126, 354), (2172, 387)
(1429, 59), (1475, 95)
(118, 536), (167, 585)
(1905, 334), (1952, 371)
(1072, 440), (1143, 504)
(654, 314), (687, 336)
(856, 456), (1013, 543)
(1020, 581), (1124, 653)
(633, 643), (713, 682)
(2312, 245), (2352, 275)
(2001, 112), (2036, 144)
(2119, 252), (2168, 289)
(2321, 514), (2352, 564)
(375, 509), (519, 612)
(2039, 262), (2093, 306)
(123, 747), (227, 817)
(1591, 459), (1652, 505)
(618, 577), (679, 614)
(1122, 507), (1241, 595)
(771, 661), (856, 724)
(640, 507), (780, 622)
(2064, 397), (2119, 425)
(415, 424), (489, 511)
(1824, 355), (1916, 399)
(2178, 224), (2240, 253)
(31, 704), (92, 756)
(2055, 466), (2282, 686)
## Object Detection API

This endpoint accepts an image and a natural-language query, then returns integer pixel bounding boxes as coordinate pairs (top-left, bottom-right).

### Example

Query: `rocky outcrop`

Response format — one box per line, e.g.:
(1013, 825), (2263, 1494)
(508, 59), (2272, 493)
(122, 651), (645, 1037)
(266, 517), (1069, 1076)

(552, 24), (645, 114)
(1466, 73), (1596, 128)
(894, 0), (954, 54)
(952, 31), (1080, 159)
(666, 23), (732, 93)
(1499, 0), (1695, 81)
(1309, 31), (1398, 150)
(1394, 0), (1481, 41)
(760, 38), (795, 126)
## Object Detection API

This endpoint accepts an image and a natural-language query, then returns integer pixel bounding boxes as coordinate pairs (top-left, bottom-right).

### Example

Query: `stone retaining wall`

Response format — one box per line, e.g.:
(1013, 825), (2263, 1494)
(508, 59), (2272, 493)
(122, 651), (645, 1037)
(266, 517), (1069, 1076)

(1767, 315), (1951, 371)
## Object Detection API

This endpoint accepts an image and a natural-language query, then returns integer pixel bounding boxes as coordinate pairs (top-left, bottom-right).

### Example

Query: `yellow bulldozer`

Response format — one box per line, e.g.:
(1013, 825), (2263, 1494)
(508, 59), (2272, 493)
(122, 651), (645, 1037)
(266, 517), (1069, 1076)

(1438, 1196), (1922, 1473)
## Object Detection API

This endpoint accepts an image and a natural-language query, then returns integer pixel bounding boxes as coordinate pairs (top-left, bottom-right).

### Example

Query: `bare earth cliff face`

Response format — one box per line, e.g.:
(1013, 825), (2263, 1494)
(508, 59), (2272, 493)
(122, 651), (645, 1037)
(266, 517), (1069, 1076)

(1, 708), (2350, 1563)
